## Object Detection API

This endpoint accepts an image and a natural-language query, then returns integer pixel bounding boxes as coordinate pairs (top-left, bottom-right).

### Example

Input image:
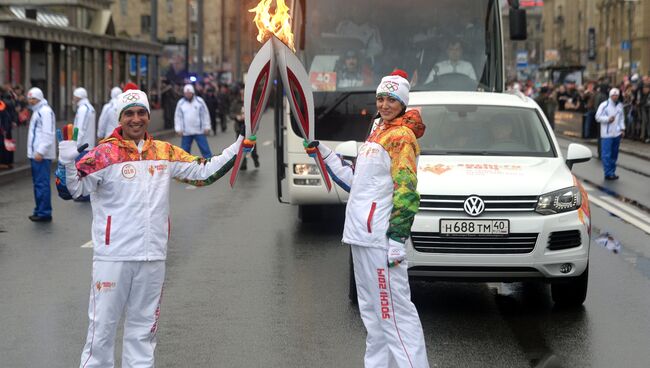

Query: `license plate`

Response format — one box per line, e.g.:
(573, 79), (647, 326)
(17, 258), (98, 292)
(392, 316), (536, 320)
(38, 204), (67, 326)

(439, 219), (509, 235)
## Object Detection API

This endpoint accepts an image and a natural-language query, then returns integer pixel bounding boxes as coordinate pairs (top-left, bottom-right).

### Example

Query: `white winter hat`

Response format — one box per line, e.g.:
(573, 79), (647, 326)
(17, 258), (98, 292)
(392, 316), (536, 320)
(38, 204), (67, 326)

(73, 87), (88, 99)
(110, 87), (123, 99)
(376, 70), (410, 107)
(183, 84), (195, 94)
(27, 87), (44, 101)
(609, 88), (620, 97)
(116, 90), (150, 119)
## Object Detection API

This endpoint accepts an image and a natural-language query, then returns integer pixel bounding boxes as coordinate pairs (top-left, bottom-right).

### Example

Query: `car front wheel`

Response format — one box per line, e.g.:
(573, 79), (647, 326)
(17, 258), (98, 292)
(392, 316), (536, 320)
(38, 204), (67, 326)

(551, 266), (588, 307)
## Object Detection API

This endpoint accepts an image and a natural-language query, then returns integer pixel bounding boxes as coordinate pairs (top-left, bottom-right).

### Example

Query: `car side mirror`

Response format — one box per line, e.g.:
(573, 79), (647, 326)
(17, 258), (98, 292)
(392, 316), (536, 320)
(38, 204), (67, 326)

(335, 140), (358, 159)
(566, 143), (592, 169)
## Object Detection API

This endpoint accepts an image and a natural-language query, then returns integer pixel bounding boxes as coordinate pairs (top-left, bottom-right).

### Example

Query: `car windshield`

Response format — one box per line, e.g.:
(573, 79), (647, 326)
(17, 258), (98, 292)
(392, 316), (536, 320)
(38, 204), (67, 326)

(415, 105), (555, 157)
(302, 0), (493, 92)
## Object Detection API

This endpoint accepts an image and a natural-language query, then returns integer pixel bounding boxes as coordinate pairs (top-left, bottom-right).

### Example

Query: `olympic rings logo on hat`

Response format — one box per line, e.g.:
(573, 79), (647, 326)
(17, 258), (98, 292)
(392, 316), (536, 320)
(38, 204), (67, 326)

(122, 93), (140, 103)
(380, 81), (399, 93)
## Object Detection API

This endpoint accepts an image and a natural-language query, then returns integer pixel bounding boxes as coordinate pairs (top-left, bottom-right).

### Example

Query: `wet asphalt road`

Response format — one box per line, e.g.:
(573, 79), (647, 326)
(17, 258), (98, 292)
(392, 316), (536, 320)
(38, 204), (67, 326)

(2, 123), (650, 368)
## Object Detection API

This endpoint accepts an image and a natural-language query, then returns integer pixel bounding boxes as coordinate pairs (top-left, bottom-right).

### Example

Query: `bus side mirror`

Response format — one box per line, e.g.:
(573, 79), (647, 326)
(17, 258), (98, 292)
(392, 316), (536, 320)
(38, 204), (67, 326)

(509, 8), (527, 41)
(566, 143), (592, 170)
(336, 140), (358, 159)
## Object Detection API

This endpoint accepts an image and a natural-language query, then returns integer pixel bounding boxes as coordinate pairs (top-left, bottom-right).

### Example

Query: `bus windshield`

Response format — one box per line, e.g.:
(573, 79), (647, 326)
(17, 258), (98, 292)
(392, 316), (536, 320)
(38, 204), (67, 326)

(302, 0), (498, 93)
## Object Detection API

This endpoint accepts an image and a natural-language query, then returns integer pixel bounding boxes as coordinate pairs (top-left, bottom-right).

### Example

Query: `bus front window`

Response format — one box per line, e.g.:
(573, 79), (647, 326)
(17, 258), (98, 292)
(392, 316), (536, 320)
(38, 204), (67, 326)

(303, 0), (494, 92)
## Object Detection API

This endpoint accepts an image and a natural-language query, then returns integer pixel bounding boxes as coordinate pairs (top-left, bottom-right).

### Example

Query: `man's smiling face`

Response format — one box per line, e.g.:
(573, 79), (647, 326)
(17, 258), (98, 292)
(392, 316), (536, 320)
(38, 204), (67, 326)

(119, 106), (150, 141)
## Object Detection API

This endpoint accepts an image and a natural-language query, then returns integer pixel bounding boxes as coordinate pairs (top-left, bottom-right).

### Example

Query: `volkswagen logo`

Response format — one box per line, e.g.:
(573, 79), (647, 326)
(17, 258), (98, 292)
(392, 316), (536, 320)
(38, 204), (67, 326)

(463, 196), (485, 217)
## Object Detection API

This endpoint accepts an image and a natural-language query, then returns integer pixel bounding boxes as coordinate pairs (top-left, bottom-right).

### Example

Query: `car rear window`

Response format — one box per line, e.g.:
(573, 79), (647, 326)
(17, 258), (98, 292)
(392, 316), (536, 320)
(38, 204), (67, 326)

(414, 105), (555, 157)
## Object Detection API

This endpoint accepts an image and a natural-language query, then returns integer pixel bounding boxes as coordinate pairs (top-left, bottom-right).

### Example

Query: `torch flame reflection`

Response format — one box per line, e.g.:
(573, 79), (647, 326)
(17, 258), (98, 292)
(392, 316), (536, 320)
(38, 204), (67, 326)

(249, 0), (295, 52)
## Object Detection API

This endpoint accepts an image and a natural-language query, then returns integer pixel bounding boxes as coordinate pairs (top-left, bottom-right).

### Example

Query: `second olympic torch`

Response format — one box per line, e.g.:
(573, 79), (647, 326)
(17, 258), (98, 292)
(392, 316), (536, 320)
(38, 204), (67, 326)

(229, 0), (332, 191)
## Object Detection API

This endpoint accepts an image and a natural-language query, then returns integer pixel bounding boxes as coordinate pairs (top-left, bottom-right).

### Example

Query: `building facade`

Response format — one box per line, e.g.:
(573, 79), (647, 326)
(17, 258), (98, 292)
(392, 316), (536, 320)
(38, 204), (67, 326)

(542, 0), (650, 83)
(111, 0), (260, 84)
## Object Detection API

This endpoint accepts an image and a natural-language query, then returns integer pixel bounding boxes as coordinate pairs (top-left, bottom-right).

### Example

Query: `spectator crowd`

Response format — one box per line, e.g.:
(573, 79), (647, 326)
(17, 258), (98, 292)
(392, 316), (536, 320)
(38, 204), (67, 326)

(508, 74), (650, 143)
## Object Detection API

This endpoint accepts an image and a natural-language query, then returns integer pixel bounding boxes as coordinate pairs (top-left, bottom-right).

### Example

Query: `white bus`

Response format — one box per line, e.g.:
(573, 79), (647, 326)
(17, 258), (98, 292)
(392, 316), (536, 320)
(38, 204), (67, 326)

(274, 0), (527, 220)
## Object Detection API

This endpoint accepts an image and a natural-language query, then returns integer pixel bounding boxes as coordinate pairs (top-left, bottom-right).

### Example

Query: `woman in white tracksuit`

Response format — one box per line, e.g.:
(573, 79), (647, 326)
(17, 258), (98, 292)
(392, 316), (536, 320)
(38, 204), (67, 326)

(306, 70), (429, 368)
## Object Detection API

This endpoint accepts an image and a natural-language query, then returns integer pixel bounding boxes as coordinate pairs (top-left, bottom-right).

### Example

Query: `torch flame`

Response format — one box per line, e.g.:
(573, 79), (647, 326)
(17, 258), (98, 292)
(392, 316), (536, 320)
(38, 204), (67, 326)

(249, 0), (295, 52)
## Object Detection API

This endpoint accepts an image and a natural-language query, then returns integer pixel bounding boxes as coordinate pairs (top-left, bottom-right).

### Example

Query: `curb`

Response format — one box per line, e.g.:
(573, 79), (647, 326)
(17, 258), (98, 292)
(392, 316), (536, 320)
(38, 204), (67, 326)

(0, 129), (177, 186)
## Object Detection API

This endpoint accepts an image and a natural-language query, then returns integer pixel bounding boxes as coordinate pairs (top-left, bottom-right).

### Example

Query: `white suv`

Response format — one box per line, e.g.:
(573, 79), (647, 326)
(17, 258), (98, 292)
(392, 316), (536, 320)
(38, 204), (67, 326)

(345, 92), (593, 307)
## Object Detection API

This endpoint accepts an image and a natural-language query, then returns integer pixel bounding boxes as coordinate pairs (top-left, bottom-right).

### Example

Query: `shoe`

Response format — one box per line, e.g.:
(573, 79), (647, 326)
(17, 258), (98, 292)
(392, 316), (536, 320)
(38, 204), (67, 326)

(241, 160), (247, 171)
(604, 175), (619, 181)
(29, 215), (52, 222)
(253, 159), (260, 168)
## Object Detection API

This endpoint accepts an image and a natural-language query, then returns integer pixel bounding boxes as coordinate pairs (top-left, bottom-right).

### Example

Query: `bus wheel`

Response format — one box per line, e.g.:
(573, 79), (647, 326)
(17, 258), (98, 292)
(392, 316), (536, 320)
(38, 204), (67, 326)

(349, 247), (358, 305)
(298, 205), (322, 222)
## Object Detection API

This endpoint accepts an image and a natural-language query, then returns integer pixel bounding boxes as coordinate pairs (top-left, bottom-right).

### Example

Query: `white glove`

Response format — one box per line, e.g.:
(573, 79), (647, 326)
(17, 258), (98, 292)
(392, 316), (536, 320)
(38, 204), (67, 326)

(317, 142), (332, 158)
(387, 239), (407, 267)
(58, 140), (79, 165)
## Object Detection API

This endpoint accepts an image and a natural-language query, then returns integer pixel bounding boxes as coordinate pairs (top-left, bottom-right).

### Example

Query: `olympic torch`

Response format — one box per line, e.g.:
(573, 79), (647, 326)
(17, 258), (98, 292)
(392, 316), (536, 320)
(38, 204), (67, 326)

(229, 0), (332, 192)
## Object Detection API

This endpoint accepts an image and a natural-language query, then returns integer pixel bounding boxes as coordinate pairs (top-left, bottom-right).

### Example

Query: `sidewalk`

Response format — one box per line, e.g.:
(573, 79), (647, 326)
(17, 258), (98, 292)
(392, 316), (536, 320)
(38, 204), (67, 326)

(0, 128), (176, 186)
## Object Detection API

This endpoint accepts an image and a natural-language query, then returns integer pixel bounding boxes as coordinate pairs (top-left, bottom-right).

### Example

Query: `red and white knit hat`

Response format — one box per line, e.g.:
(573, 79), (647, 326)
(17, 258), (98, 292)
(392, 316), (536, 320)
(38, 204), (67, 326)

(116, 89), (150, 118)
(376, 69), (410, 106)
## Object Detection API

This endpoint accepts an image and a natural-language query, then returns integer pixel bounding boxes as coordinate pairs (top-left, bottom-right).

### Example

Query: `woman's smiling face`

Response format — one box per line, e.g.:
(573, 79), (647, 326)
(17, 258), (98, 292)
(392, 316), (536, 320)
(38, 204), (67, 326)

(376, 95), (404, 121)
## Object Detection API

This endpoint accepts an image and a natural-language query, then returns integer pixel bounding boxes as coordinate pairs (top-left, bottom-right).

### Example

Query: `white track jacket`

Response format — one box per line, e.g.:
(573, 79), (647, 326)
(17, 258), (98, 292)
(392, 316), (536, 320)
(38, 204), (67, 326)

(27, 100), (56, 160)
(174, 96), (210, 135)
(64, 128), (242, 261)
(323, 110), (425, 249)
(74, 98), (97, 149)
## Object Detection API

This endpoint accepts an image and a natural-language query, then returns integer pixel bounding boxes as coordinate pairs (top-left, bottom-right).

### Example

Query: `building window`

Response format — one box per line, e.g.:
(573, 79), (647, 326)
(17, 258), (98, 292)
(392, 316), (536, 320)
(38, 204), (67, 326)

(191, 33), (199, 49)
(120, 0), (128, 16)
(166, 0), (173, 13)
(141, 15), (151, 34)
(189, 0), (198, 22)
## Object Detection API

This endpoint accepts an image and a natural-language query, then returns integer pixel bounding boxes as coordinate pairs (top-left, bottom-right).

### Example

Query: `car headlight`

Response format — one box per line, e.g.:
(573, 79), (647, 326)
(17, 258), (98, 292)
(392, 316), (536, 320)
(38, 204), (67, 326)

(293, 163), (319, 175)
(535, 186), (582, 215)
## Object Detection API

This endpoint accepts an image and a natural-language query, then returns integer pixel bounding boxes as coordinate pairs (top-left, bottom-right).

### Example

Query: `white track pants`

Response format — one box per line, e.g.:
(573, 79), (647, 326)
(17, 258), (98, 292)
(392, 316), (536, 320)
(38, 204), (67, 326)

(80, 261), (165, 368)
(351, 245), (429, 368)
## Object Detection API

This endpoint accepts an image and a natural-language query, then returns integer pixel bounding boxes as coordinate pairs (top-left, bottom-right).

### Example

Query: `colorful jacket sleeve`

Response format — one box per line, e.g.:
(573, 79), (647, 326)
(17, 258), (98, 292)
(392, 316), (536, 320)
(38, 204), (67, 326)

(380, 127), (420, 243)
(170, 136), (242, 186)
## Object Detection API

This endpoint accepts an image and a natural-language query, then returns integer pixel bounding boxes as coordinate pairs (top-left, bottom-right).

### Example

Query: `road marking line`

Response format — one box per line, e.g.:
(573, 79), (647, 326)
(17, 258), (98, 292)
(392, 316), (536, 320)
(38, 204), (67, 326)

(263, 140), (272, 146)
(598, 196), (650, 223)
(588, 196), (650, 234)
(81, 241), (93, 248)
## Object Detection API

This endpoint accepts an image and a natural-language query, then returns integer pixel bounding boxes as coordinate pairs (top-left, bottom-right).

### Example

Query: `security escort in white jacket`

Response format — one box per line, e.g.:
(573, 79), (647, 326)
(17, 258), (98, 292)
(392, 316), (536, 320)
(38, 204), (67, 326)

(96, 86), (122, 139)
(57, 89), (255, 368)
(73, 87), (97, 151)
(595, 87), (626, 180)
(306, 71), (429, 368)
(26, 87), (56, 222)
(174, 84), (213, 158)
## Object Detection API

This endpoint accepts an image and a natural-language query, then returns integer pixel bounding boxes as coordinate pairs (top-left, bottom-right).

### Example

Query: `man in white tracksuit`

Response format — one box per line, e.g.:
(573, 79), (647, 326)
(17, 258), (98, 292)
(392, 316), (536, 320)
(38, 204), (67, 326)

(73, 87), (97, 151)
(58, 89), (255, 367)
(26, 87), (56, 222)
(595, 88), (626, 180)
(306, 70), (429, 367)
(97, 87), (123, 139)
(174, 84), (212, 158)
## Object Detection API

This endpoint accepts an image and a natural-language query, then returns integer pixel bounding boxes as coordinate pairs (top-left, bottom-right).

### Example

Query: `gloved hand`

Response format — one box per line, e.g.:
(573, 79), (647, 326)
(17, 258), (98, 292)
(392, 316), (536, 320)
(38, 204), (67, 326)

(387, 239), (407, 267)
(242, 135), (257, 154)
(57, 125), (86, 165)
(303, 139), (332, 159)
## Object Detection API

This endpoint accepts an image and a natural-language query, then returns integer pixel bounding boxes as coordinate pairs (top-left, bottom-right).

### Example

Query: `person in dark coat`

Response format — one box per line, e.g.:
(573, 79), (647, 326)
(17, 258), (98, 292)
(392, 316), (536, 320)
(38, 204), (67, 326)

(231, 87), (259, 170)
(0, 90), (16, 169)
(204, 87), (220, 135)
(216, 84), (231, 133)
(160, 80), (180, 130)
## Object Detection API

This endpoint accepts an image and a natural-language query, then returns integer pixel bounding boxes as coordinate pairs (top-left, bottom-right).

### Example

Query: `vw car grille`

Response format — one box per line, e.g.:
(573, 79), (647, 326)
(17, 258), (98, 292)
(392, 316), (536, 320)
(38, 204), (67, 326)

(419, 195), (538, 213)
(411, 232), (538, 254)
